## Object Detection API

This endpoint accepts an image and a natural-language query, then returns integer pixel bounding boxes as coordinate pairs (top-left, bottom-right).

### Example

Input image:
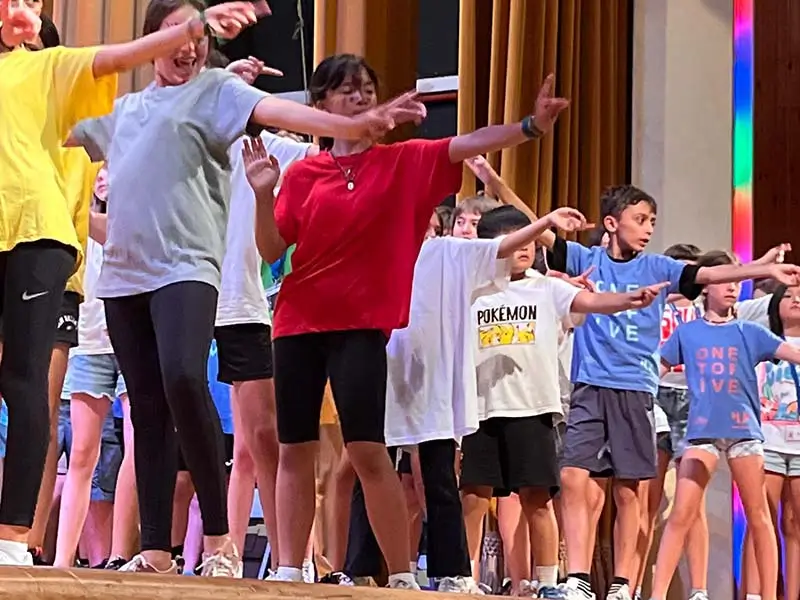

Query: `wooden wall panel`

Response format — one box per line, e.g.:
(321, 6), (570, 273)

(753, 1), (800, 257)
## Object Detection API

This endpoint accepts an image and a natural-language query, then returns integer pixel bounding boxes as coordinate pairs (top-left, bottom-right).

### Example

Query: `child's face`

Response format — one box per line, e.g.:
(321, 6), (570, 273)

(424, 212), (440, 241)
(704, 280), (741, 313)
(779, 285), (800, 324)
(604, 201), (655, 253)
(453, 211), (481, 239)
(510, 243), (535, 276)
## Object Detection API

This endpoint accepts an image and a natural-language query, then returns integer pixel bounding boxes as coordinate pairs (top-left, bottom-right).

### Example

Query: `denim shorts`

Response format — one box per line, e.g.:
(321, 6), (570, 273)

(688, 438), (763, 460)
(62, 353), (127, 401)
(56, 400), (123, 502)
(655, 386), (690, 458)
(763, 449), (800, 476)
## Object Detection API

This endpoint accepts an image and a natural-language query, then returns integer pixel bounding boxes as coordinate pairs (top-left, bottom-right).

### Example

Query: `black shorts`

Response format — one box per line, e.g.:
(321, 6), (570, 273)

(178, 433), (234, 474)
(460, 414), (560, 497)
(273, 329), (387, 445)
(214, 323), (273, 384)
(0, 290), (80, 348)
(397, 450), (412, 474)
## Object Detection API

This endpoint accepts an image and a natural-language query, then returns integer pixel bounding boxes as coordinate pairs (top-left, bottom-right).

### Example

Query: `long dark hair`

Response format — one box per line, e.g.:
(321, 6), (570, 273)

(143, 0), (206, 36)
(310, 54), (379, 150)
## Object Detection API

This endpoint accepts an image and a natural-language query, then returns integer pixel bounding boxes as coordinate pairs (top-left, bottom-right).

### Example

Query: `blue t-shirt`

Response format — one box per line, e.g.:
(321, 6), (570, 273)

(661, 319), (783, 441)
(208, 340), (233, 435)
(565, 242), (690, 394)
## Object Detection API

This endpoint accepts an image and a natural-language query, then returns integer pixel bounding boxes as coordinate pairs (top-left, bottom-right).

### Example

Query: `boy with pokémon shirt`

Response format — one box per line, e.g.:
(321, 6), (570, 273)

(459, 206), (668, 599)
(541, 185), (800, 600)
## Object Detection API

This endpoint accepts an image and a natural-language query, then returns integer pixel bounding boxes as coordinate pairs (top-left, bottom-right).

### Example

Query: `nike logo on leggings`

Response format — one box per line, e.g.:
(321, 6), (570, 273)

(21, 290), (49, 301)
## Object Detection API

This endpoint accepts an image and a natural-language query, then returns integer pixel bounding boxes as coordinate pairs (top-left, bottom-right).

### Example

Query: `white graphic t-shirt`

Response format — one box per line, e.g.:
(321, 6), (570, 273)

(73, 238), (113, 356)
(216, 133), (311, 327)
(384, 236), (509, 447)
(473, 272), (580, 421)
(758, 336), (800, 454)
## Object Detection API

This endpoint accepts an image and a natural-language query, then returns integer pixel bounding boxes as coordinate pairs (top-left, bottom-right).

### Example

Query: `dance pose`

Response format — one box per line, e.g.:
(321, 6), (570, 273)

(244, 51), (568, 588)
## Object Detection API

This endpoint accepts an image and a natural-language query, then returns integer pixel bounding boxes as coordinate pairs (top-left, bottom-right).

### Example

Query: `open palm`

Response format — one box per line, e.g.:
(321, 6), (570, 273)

(242, 137), (280, 195)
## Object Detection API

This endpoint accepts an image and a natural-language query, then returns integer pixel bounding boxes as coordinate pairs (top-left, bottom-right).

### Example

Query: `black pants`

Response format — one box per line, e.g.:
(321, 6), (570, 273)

(0, 240), (75, 527)
(345, 439), (471, 578)
(104, 281), (228, 552)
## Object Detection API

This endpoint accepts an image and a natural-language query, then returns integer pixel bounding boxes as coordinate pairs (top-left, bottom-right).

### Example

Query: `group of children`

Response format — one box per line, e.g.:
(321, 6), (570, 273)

(3, 1), (800, 599)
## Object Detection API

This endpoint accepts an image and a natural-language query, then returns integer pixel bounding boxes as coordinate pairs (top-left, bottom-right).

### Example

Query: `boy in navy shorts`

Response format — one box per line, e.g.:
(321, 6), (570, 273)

(542, 185), (799, 600)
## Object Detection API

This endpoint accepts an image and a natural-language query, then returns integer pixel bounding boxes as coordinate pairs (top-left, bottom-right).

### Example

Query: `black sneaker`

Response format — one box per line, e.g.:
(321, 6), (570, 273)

(28, 547), (50, 566)
(319, 571), (355, 586)
(104, 556), (129, 571)
(76, 558), (90, 568)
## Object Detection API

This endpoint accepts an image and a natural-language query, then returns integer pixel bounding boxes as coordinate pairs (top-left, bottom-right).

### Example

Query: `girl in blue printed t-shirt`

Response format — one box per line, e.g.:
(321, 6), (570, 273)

(649, 251), (800, 600)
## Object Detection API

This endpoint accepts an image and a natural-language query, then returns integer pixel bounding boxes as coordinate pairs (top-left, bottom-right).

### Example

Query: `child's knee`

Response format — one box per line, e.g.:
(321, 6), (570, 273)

(347, 442), (392, 482)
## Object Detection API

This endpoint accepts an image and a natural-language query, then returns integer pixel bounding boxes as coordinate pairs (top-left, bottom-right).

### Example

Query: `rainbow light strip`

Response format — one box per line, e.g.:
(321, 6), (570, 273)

(731, 0), (753, 588)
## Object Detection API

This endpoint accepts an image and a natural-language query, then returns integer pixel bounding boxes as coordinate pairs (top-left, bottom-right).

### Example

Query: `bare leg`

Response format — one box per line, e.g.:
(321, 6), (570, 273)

(461, 485), (492, 581)
(110, 395), (138, 560)
(327, 449), (355, 571)
(519, 488), (559, 590)
(83, 500), (113, 566)
(633, 449), (671, 590)
(498, 494), (532, 589)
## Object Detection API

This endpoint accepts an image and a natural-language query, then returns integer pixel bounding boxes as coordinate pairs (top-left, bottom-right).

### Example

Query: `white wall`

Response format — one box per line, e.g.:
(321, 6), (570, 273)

(632, 0), (733, 255)
(632, 2), (734, 599)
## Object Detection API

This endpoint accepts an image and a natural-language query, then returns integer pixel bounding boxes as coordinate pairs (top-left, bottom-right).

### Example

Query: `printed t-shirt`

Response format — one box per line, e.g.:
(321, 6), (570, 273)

(564, 242), (699, 394)
(472, 272), (581, 421)
(272, 138), (463, 339)
(661, 319), (782, 442)
(216, 133), (310, 327)
(384, 236), (508, 446)
(758, 336), (800, 454)
(0, 46), (116, 267)
(71, 68), (267, 298)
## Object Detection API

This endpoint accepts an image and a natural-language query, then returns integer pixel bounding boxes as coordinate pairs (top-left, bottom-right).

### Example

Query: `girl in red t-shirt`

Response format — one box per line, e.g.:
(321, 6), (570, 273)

(243, 53), (569, 589)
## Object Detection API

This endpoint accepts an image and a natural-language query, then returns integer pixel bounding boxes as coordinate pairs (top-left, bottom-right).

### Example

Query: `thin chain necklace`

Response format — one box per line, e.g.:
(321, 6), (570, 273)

(329, 152), (356, 191)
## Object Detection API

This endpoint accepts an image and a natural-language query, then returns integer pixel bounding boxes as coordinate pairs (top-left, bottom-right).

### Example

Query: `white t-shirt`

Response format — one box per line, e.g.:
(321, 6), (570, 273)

(759, 336), (800, 454)
(215, 133), (311, 327)
(384, 237), (509, 447)
(659, 294), (771, 388)
(472, 272), (581, 421)
(73, 238), (113, 356)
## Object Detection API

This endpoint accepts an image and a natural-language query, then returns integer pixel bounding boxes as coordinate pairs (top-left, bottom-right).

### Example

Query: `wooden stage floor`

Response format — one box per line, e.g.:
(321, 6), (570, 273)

(0, 567), (445, 599)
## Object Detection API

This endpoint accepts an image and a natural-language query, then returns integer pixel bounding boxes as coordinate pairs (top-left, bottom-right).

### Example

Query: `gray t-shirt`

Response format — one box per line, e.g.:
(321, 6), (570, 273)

(72, 68), (267, 298)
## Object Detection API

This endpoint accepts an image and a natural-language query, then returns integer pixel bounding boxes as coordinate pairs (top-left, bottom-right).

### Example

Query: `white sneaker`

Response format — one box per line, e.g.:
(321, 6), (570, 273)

(388, 575), (421, 590)
(117, 555), (179, 574)
(514, 579), (538, 597)
(0, 549), (33, 567)
(607, 584), (632, 600)
(198, 544), (243, 578)
(302, 560), (316, 583)
(688, 592), (709, 600)
(559, 578), (597, 600)
(438, 575), (485, 594)
(266, 570), (302, 582)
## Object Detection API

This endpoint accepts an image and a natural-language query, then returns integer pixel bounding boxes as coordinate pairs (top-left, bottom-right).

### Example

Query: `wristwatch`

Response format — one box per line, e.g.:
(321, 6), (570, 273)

(521, 115), (544, 139)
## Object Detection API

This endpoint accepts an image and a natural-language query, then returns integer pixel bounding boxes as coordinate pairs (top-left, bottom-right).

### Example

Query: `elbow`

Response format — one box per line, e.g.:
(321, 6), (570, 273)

(255, 235), (285, 265)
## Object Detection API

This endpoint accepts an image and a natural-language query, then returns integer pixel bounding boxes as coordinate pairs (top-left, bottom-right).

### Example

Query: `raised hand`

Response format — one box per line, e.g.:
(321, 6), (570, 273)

(242, 136), (280, 196)
(546, 207), (593, 233)
(548, 267), (596, 292)
(755, 243), (792, 265)
(629, 282), (670, 308)
(351, 91), (427, 140)
(226, 56), (283, 84)
(465, 156), (496, 186)
(203, 1), (267, 40)
(532, 74), (570, 134)
(768, 263), (800, 287)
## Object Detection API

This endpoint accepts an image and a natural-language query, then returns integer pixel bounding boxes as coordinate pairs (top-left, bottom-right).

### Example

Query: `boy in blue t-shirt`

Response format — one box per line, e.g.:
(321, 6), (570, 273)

(545, 185), (800, 600)
(649, 250), (800, 600)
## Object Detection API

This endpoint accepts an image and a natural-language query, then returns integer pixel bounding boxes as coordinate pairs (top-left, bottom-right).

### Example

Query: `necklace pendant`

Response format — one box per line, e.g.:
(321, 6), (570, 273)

(347, 181), (355, 191)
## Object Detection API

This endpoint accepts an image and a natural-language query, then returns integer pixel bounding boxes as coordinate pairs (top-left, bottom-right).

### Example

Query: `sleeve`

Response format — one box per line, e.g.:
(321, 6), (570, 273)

(71, 109), (117, 163)
(547, 278), (583, 319)
(660, 329), (683, 367)
(397, 138), (463, 212)
(565, 241), (591, 277)
(210, 72), (269, 148)
(448, 237), (509, 292)
(262, 133), (312, 173)
(51, 47), (118, 140)
(273, 163), (305, 247)
(744, 322), (784, 363)
(736, 294), (772, 327)
(546, 236), (568, 272)
(650, 254), (703, 299)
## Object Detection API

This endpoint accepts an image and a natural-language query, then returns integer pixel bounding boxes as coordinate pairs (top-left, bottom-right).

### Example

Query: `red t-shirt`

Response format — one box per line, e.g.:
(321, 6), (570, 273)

(272, 137), (462, 339)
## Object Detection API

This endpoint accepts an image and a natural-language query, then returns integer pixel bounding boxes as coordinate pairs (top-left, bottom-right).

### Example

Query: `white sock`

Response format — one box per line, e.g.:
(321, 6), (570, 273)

(0, 540), (27, 562)
(276, 566), (303, 582)
(409, 561), (417, 575)
(745, 595), (761, 600)
(388, 572), (416, 586)
(635, 585), (643, 599)
(536, 566), (558, 588)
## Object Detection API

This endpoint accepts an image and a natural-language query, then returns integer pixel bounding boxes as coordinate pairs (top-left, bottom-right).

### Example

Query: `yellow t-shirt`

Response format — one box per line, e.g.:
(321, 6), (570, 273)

(0, 46), (117, 272)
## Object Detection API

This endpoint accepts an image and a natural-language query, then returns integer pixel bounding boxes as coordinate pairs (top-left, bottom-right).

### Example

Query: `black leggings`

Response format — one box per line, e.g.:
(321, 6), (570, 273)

(0, 240), (75, 527)
(104, 281), (228, 552)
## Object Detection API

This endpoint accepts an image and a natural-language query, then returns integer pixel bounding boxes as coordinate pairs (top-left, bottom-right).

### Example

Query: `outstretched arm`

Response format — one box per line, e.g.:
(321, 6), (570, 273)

(497, 208), (590, 259)
(91, 2), (261, 78)
(570, 283), (669, 315)
(448, 75), (569, 164)
(775, 342), (800, 365)
(696, 260), (800, 287)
